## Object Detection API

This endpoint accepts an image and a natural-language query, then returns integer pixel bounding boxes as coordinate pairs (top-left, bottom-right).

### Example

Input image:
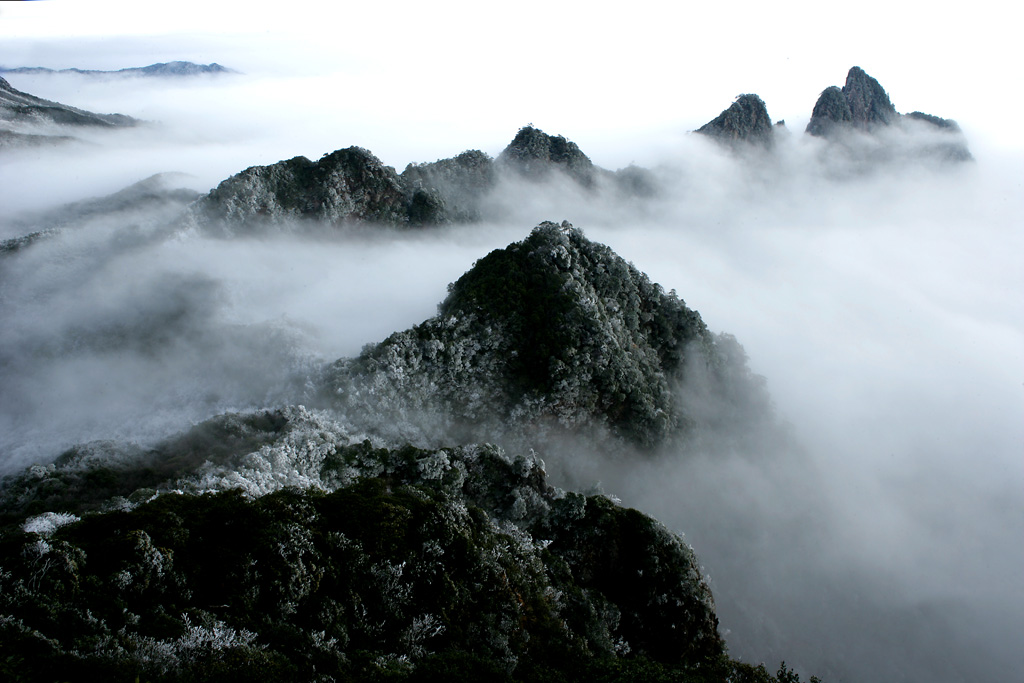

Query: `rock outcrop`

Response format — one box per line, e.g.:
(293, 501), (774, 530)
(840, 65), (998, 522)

(840, 66), (899, 129)
(804, 85), (853, 137)
(497, 125), (597, 187)
(805, 67), (972, 161)
(321, 222), (770, 451)
(806, 68), (897, 135)
(696, 93), (775, 149)
(189, 147), (411, 232)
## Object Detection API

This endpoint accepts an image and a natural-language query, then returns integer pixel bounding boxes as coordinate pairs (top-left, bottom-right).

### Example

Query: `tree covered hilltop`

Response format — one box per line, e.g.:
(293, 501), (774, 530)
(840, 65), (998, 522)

(0, 225), (816, 682)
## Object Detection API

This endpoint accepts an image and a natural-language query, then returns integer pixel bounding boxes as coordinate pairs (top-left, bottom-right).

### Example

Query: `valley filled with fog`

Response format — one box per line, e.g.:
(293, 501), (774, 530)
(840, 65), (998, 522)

(1, 69), (1021, 682)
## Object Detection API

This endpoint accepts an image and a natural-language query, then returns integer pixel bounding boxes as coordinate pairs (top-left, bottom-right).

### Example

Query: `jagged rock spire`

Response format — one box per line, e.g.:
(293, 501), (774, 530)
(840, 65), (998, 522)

(842, 66), (898, 127)
(806, 66), (897, 135)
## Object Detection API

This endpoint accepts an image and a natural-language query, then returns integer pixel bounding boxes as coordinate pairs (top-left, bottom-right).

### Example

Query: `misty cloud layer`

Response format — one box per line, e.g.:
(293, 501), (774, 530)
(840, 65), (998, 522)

(1, 69), (1021, 683)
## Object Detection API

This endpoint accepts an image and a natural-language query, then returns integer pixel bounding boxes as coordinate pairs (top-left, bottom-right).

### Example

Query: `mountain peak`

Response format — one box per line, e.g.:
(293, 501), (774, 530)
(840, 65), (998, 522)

(696, 93), (774, 149)
(497, 126), (596, 186)
(189, 146), (410, 231)
(0, 75), (137, 135)
(323, 222), (769, 450)
(842, 66), (898, 128)
(806, 66), (897, 135)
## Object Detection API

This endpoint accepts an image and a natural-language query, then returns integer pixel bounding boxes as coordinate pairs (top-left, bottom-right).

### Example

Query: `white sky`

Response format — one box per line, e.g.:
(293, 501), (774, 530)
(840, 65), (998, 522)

(2, 0), (1022, 162)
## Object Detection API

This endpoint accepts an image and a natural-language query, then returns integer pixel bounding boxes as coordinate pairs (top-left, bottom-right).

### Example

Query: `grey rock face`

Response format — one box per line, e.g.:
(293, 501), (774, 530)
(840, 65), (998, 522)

(696, 93), (774, 149)
(805, 66), (972, 162)
(805, 85), (853, 137)
(842, 66), (898, 128)
(807, 66), (901, 136)
(807, 67), (898, 136)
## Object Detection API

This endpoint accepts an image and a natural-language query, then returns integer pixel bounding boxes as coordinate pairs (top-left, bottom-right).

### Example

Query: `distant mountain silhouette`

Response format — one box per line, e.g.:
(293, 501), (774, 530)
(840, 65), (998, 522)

(0, 61), (235, 78)
(321, 222), (773, 451)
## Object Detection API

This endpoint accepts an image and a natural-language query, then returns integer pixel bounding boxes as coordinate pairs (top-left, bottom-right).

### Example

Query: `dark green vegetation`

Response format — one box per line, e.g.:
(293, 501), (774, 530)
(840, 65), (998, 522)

(696, 94), (775, 149)
(0, 424), (815, 682)
(496, 125), (597, 187)
(0, 411), (290, 523)
(0, 222), (811, 680)
(186, 126), (659, 234)
(192, 148), (411, 231)
(401, 150), (496, 224)
(324, 223), (769, 450)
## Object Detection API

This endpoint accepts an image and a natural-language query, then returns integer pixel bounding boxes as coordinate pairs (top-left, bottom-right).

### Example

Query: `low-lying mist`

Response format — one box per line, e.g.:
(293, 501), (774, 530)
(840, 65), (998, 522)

(1, 69), (1021, 683)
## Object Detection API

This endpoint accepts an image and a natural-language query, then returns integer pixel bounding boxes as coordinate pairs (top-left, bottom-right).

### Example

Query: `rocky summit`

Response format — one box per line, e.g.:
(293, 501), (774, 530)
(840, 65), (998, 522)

(804, 85), (853, 137)
(186, 127), (631, 233)
(188, 147), (410, 232)
(696, 94), (775, 149)
(321, 222), (771, 451)
(496, 125), (597, 187)
(839, 66), (899, 129)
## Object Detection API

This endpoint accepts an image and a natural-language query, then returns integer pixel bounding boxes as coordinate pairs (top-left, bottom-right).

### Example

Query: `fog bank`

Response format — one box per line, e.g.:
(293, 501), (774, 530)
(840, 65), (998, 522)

(1, 65), (1021, 683)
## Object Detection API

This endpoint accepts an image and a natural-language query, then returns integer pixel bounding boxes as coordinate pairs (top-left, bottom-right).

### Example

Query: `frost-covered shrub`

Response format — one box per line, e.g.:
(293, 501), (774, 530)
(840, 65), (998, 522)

(0, 432), (734, 681)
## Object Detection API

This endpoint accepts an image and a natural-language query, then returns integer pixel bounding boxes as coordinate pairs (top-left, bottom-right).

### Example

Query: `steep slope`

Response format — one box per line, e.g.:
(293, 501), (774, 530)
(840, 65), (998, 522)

(0, 75), (137, 130)
(840, 66), (898, 129)
(696, 94), (775, 149)
(321, 222), (769, 450)
(804, 86), (853, 137)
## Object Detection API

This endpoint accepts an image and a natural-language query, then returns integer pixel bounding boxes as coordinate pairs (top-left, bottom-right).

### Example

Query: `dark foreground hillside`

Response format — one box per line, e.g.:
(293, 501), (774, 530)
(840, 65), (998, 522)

(0, 224), (811, 682)
(1, 409), (810, 682)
